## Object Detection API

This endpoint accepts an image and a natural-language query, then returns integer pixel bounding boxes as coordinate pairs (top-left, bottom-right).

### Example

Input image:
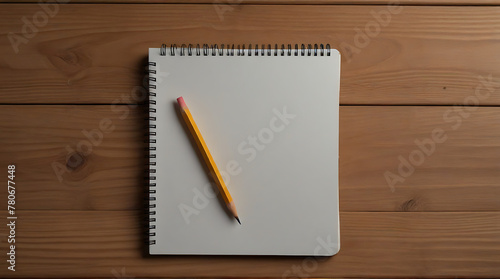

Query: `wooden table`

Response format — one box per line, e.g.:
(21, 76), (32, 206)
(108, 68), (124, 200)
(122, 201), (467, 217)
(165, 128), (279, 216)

(1, 0), (500, 278)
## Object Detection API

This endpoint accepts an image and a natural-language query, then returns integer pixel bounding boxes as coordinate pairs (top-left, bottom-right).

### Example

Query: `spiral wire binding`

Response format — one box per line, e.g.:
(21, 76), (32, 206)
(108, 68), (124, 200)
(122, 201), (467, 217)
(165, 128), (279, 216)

(160, 43), (331, 57)
(148, 61), (157, 245)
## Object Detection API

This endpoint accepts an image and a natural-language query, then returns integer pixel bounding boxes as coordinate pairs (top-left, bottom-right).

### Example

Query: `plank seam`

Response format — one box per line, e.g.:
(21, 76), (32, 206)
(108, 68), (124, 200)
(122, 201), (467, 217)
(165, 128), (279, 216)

(1, 2), (500, 5)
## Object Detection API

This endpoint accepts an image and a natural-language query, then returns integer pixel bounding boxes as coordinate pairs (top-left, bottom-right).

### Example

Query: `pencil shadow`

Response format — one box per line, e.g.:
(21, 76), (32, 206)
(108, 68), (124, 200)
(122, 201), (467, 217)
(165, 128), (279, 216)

(172, 101), (235, 222)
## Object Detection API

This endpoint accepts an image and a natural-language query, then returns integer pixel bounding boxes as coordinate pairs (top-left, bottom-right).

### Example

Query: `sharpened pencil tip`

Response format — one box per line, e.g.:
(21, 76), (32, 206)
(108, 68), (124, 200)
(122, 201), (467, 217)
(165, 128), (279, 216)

(235, 217), (241, 225)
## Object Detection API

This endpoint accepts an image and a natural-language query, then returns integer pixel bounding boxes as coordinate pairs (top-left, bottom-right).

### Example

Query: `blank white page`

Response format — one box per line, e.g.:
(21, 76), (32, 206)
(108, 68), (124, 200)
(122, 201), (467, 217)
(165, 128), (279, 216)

(149, 47), (340, 256)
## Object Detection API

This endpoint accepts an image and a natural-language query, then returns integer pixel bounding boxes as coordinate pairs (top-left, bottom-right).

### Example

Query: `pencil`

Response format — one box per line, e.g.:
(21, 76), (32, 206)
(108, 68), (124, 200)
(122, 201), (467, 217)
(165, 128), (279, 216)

(176, 96), (240, 225)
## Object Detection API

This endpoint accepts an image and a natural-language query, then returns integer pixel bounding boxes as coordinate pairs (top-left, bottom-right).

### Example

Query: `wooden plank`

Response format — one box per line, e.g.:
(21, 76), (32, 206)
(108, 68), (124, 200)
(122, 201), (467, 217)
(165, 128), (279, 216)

(3, 0), (500, 5)
(1, 106), (500, 211)
(0, 105), (146, 210)
(341, 106), (500, 212)
(0, 210), (498, 277)
(1, 5), (500, 104)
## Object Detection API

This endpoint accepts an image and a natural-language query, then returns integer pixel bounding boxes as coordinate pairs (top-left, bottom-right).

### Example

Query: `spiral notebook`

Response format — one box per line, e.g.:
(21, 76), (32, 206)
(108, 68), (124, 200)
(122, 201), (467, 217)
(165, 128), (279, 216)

(148, 44), (340, 256)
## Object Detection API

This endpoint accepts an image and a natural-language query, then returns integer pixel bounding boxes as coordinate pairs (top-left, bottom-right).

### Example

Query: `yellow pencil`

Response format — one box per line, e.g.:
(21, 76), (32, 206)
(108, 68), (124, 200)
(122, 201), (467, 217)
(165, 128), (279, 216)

(176, 96), (240, 224)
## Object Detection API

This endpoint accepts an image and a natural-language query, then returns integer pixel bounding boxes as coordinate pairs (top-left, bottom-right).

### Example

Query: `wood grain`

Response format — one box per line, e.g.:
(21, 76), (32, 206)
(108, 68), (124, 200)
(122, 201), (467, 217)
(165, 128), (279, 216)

(341, 106), (500, 212)
(0, 2), (499, 277)
(2, 5), (500, 104)
(0, 210), (498, 277)
(0, 105), (146, 211)
(3, 0), (500, 4)
(1, 106), (500, 211)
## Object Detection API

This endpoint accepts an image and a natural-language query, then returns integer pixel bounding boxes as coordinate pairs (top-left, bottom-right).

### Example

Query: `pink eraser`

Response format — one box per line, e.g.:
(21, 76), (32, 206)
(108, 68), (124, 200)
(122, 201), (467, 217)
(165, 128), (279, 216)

(177, 96), (187, 109)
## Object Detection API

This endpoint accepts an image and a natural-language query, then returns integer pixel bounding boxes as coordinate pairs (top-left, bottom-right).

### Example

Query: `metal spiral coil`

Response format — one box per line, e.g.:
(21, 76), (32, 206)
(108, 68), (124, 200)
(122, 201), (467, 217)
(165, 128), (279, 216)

(148, 61), (157, 245)
(160, 43), (332, 57)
